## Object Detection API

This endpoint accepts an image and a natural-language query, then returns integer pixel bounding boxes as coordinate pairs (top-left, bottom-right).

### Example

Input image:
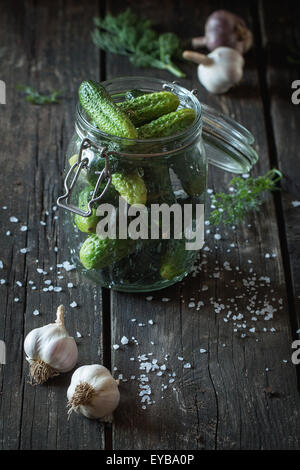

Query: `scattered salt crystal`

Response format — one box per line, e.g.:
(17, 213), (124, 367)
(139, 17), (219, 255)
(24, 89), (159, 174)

(0, 261), (3, 269)
(14, 298), (19, 302)
(0, 279), (6, 285)
(112, 344), (119, 350)
(43, 288), (48, 292)
(33, 309), (39, 316)
(148, 319), (154, 325)
(188, 302), (195, 308)
(161, 297), (170, 302)
(214, 234), (221, 240)
(131, 318), (136, 322)
(40, 221), (46, 226)
(202, 285), (208, 291)
(200, 349), (207, 354)
(67, 282), (74, 288)
(265, 253), (270, 259)
(44, 280), (51, 285)
(16, 281), (22, 287)
(62, 261), (76, 272)
(178, 356), (184, 361)
(54, 247), (58, 252)
(160, 364), (166, 371)
(292, 201), (300, 208)
(20, 248), (29, 254)
(183, 363), (191, 369)
(54, 286), (62, 293)
(70, 301), (77, 308)
(121, 336), (129, 345)
(6, 231), (11, 236)
(249, 327), (255, 333)
(2, 206), (7, 210)
(146, 296), (153, 301)
(76, 331), (82, 338)
(10, 216), (18, 223)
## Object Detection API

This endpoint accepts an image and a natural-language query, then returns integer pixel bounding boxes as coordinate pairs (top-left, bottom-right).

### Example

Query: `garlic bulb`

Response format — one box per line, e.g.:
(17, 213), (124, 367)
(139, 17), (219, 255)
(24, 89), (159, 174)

(24, 305), (78, 384)
(67, 364), (120, 420)
(183, 47), (244, 94)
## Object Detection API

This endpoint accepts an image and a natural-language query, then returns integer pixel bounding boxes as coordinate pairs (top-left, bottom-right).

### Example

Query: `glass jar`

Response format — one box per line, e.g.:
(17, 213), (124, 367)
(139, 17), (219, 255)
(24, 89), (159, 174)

(57, 77), (258, 292)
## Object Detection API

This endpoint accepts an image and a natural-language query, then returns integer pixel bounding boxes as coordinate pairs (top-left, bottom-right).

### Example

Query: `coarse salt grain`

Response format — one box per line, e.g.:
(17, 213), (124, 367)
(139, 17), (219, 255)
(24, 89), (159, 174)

(121, 336), (129, 345)
(33, 309), (39, 316)
(10, 216), (18, 223)
(70, 301), (77, 308)
(112, 344), (119, 350)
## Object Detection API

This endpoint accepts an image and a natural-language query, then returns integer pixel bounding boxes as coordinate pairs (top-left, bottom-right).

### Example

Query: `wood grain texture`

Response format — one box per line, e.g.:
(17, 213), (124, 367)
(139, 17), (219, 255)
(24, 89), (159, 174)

(258, 0), (300, 330)
(0, 0), (105, 450)
(107, 0), (300, 450)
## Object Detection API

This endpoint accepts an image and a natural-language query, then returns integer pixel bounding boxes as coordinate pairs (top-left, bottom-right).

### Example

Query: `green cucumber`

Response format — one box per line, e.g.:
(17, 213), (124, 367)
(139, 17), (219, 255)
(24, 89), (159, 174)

(118, 91), (179, 127)
(79, 80), (138, 139)
(138, 109), (196, 139)
(74, 186), (100, 234)
(160, 240), (190, 280)
(80, 234), (136, 270)
(112, 170), (147, 205)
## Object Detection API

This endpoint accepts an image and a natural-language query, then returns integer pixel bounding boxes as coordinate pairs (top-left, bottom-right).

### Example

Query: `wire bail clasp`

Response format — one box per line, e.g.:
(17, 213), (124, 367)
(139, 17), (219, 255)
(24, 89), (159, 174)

(57, 138), (112, 217)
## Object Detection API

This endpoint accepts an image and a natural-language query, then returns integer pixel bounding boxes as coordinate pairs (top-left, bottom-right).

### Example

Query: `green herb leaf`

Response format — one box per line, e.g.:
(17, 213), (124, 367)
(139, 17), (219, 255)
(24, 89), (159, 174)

(17, 85), (62, 105)
(91, 9), (185, 78)
(209, 169), (282, 226)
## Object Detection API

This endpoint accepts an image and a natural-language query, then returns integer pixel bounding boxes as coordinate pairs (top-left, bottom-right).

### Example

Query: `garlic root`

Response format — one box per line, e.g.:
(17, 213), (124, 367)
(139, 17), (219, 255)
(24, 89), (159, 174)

(29, 359), (59, 385)
(67, 382), (96, 416)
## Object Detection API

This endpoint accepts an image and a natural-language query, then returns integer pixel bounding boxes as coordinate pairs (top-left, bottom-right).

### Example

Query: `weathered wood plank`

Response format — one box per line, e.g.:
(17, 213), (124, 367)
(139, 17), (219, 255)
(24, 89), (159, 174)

(106, 0), (300, 449)
(259, 0), (300, 329)
(0, 0), (105, 450)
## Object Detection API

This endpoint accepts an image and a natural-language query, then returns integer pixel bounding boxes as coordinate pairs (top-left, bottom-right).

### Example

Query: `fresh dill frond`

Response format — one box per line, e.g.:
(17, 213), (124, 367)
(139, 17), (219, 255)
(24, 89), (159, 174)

(17, 85), (62, 105)
(209, 169), (282, 226)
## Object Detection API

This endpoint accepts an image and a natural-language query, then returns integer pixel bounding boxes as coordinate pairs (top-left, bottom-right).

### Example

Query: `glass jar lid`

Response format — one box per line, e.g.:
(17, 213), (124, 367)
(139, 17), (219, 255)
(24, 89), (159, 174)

(201, 103), (259, 174)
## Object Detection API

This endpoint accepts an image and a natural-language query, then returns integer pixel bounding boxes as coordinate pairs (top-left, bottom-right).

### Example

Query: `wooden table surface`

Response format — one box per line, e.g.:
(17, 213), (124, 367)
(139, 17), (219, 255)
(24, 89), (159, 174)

(0, 0), (300, 450)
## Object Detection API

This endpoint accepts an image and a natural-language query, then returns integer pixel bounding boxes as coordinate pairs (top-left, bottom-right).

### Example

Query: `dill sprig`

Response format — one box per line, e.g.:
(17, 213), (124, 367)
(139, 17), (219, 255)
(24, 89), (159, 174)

(91, 9), (185, 78)
(17, 85), (62, 105)
(209, 169), (282, 226)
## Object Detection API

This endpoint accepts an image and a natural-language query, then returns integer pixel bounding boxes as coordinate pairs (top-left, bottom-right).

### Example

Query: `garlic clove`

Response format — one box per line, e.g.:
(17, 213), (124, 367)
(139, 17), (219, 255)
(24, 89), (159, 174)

(67, 364), (120, 420)
(24, 305), (78, 384)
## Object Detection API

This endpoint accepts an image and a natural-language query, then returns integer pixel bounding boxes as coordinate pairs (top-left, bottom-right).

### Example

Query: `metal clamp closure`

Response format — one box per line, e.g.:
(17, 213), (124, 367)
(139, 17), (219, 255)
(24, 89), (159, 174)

(57, 138), (112, 217)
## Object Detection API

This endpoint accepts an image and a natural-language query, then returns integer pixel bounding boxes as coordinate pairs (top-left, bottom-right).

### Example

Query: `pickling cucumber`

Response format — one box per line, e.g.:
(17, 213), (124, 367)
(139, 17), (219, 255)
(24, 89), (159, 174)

(138, 109), (196, 139)
(74, 186), (100, 234)
(79, 80), (138, 139)
(112, 170), (147, 205)
(80, 234), (136, 270)
(118, 92), (179, 127)
(160, 240), (190, 280)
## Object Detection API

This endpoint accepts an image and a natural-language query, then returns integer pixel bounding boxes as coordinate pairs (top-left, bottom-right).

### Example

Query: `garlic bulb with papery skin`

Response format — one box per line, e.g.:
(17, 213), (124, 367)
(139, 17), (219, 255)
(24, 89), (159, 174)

(183, 47), (244, 94)
(24, 305), (78, 384)
(67, 364), (120, 420)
